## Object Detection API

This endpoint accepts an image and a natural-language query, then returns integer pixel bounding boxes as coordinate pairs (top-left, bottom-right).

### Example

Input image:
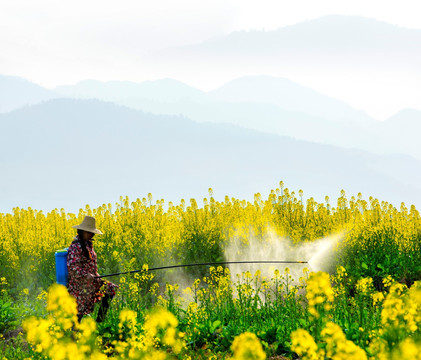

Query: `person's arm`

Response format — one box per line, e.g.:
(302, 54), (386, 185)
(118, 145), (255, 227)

(91, 248), (101, 277)
(67, 243), (91, 278)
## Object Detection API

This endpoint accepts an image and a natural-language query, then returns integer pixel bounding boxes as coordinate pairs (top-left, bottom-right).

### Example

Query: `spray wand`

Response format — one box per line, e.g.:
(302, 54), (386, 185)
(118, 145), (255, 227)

(95, 260), (308, 279)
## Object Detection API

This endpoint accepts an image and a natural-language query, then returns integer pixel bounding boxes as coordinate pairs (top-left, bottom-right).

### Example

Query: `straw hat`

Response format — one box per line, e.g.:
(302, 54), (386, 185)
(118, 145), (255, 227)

(72, 216), (103, 235)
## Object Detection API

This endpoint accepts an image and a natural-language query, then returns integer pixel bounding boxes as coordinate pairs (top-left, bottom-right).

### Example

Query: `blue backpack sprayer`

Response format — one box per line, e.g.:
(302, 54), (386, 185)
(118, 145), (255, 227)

(55, 248), (307, 285)
(55, 248), (69, 286)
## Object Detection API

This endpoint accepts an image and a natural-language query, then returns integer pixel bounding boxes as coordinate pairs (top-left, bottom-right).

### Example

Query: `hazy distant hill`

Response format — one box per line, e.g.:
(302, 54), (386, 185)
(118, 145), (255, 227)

(1, 99), (421, 213)
(5, 74), (421, 161)
(118, 98), (359, 141)
(52, 75), (421, 160)
(150, 15), (421, 120)
(53, 76), (377, 152)
(383, 108), (421, 127)
(168, 15), (421, 68)
(55, 78), (205, 103)
(207, 76), (374, 124)
(55, 75), (374, 124)
(0, 75), (59, 113)
(374, 108), (421, 160)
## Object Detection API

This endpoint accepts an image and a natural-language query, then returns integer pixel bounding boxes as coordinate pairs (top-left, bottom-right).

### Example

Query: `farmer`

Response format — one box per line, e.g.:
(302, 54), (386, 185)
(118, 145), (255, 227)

(67, 215), (118, 323)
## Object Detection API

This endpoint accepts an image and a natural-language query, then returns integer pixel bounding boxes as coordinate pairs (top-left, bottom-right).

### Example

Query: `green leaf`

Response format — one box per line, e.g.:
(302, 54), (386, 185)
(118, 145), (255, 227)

(298, 318), (308, 328)
(362, 262), (368, 270)
(210, 320), (221, 332)
(212, 320), (221, 328)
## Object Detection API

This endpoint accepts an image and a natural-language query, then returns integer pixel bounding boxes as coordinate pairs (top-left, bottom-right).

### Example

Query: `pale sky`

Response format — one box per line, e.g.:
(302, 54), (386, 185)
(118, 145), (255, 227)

(1, 0), (420, 119)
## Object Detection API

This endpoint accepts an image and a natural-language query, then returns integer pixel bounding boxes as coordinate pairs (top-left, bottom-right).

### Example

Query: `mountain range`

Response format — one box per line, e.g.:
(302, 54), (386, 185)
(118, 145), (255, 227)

(149, 15), (421, 121)
(1, 15), (420, 212)
(3, 74), (417, 161)
(1, 98), (421, 213)
(170, 15), (421, 62)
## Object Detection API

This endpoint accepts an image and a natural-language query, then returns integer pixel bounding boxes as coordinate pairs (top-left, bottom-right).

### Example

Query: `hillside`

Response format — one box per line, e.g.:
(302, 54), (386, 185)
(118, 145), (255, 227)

(171, 15), (421, 65)
(1, 99), (421, 212)
(0, 75), (59, 113)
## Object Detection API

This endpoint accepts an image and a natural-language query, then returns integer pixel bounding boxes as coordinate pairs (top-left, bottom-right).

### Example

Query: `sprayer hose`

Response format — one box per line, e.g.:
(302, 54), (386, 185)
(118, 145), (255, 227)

(96, 260), (308, 279)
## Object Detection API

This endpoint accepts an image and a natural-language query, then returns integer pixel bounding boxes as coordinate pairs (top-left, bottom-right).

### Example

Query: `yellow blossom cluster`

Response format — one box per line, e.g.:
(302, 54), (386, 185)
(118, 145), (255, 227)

(291, 322), (368, 360)
(355, 277), (374, 296)
(305, 271), (334, 318)
(19, 282), (274, 360)
(23, 284), (106, 360)
(22, 285), (190, 359)
(230, 332), (266, 360)
(291, 272), (421, 360)
(321, 322), (368, 360)
(380, 281), (421, 336)
(290, 329), (322, 360)
(0, 276), (8, 296)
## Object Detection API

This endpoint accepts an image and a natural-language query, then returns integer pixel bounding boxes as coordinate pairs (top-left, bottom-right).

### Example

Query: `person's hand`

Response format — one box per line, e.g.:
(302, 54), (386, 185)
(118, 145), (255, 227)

(87, 273), (95, 280)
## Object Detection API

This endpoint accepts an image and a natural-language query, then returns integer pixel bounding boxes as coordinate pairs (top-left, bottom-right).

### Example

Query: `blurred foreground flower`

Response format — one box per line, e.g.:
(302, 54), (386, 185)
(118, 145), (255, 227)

(230, 332), (266, 360)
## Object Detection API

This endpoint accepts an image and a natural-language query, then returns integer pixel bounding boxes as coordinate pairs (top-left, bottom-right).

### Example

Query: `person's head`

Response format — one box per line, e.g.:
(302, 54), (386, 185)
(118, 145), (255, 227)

(77, 229), (95, 241)
(72, 216), (103, 240)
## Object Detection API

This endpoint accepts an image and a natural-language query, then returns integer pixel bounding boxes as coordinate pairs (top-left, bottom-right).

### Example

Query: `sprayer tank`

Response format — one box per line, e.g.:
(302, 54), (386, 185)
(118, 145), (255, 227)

(55, 248), (69, 286)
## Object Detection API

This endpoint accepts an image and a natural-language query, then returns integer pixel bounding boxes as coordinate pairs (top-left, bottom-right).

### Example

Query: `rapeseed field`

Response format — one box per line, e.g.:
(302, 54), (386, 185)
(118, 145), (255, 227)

(1, 184), (420, 359)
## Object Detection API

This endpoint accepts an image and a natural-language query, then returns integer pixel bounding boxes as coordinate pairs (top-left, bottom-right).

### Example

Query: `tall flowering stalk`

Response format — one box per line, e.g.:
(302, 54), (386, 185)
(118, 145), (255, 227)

(305, 271), (334, 342)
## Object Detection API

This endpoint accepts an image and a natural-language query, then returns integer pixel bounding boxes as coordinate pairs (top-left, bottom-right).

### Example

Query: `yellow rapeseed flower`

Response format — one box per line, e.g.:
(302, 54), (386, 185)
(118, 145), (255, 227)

(231, 332), (266, 360)
(355, 277), (374, 296)
(290, 329), (322, 360)
(321, 322), (367, 360)
(306, 271), (334, 319)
